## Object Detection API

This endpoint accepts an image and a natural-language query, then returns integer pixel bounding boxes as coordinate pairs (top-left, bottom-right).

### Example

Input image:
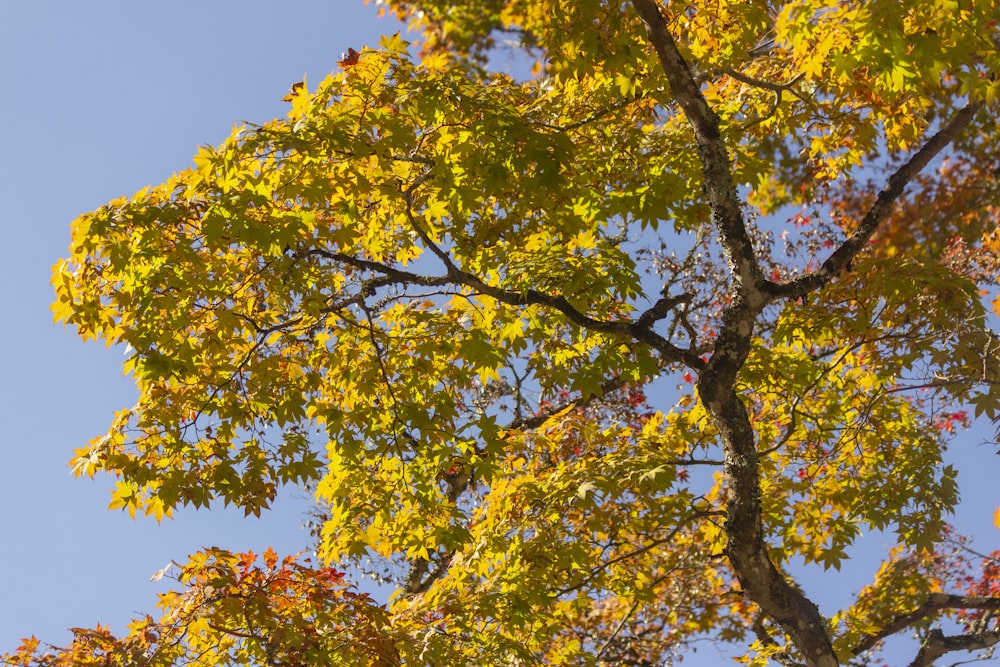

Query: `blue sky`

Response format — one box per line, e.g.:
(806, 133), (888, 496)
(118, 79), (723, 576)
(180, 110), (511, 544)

(0, 1), (401, 649)
(1, 2), (998, 663)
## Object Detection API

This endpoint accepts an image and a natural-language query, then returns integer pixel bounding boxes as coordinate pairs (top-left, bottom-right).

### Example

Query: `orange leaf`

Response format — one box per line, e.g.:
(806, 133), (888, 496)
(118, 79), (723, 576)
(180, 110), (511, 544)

(338, 47), (361, 68)
(281, 81), (304, 103)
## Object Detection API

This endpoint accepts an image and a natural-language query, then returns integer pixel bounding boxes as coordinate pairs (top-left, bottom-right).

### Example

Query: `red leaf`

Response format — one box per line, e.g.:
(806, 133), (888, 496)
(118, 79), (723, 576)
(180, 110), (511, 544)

(339, 47), (361, 68)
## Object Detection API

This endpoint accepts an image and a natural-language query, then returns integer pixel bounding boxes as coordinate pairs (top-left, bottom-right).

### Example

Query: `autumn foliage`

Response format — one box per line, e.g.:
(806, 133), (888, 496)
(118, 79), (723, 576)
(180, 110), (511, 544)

(10, 0), (1000, 665)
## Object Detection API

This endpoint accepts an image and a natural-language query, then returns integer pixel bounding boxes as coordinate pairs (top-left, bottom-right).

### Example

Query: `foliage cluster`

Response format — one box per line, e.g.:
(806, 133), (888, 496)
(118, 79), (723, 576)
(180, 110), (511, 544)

(9, 1), (1000, 665)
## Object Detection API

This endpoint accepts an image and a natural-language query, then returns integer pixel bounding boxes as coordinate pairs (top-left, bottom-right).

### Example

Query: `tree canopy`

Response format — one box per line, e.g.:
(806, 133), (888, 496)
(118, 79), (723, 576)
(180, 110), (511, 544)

(10, 0), (1000, 665)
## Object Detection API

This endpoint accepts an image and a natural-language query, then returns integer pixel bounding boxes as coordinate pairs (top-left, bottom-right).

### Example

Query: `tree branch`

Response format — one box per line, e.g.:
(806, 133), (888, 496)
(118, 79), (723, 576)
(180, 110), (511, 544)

(632, 0), (764, 293)
(767, 101), (984, 302)
(753, 613), (805, 667)
(404, 553), (451, 595)
(632, 2), (840, 665)
(724, 67), (804, 95)
(399, 187), (704, 367)
(308, 248), (453, 293)
(635, 292), (693, 330)
(556, 510), (719, 596)
(507, 373), (638, 431)
(853, 593), (1000, 658)
(908, 627), (1000, 667)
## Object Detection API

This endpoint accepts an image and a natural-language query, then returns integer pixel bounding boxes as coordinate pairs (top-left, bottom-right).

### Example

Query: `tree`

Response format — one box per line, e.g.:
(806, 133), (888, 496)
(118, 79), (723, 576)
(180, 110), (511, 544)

(10, 0), (1000, 665)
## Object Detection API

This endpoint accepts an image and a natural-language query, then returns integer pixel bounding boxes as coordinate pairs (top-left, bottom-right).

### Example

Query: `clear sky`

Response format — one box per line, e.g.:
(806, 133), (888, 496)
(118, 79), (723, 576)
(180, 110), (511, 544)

(1, 2), (998, 664)
(0, 1), (401, 649)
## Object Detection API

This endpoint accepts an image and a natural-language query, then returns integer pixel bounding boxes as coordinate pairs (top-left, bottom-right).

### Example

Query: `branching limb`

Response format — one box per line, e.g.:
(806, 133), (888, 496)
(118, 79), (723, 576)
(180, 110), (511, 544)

(508, 374), (637, 431)
(724, 68), (806, 129)
(632, 2), (840, 665)
(752, 614), (805, 667)
(908, 627), (1000, 667)
(594, 596), (645, 664)
(398, 184), (704, 367)
(632, 0), (764, 292)
(556, 510), (720, 596)
(404, 552), (451, 595)
(593, 571), (678, 666)
(724, 67), (804, 95)
(635, 292), (693, 330)
(539, 95), (647, 134)
(767, 101), (984, 302)
(853, 593), (1000, 658)
(309, 248), (453, 294)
